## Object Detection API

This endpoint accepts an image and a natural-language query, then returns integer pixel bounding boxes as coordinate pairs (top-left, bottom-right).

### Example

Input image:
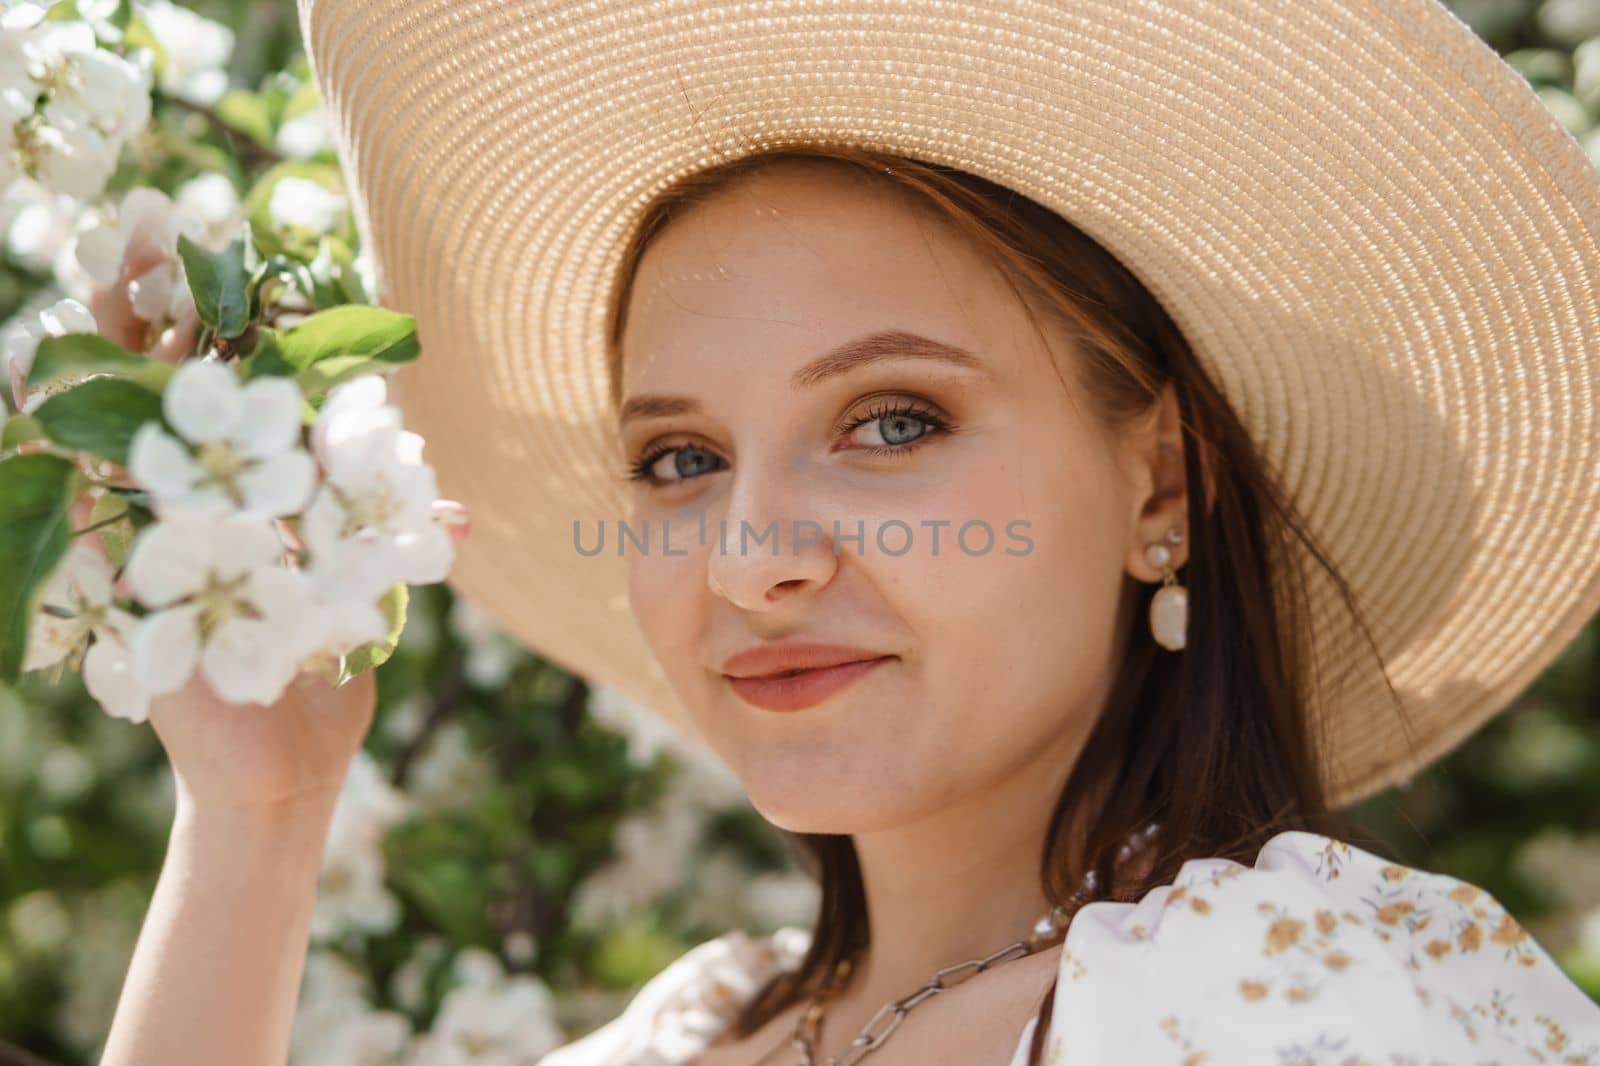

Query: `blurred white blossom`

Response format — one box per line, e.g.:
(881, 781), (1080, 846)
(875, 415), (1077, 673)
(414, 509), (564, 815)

(269, 175), (348, 234)
(277, 108), (335, 160)
(406, 948), (563, 1066)
(291, 949), (389, 1065)
(448, 599), (521, 689)
(3, 295), (98, 412)
(3, 179), (90, 292)
(313, 750), (409, 940)
(571, 787), (703, 927)
(407, 721), (491, 813)
(174, 170), (244, 244)
(75, 184), (208, 324)
(134, 0), (233, 106)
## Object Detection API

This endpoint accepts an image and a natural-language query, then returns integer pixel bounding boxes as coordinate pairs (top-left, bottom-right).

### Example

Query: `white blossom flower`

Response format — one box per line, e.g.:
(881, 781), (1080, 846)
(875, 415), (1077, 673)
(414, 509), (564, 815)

(122, 509), (318, 704)
(389, 935), (449, 1014)
(134, 0), (233, 106)
(407, 949), (563, 1066)
(173, 170), (244, 247)
(313, 750), (409, 940)
(3, 295), (98, 413)
(406, 721), (490, 813)
(23, 541), (152, 723)
(75, 184), (207, 323)
(570, 788), (703, 927)
(127, 360), (317, 519)
(291, 949), (384, 1065)
(586, 682), (747, 807)
(276, 108), (334, 160)
(316, 1011), (412, 1066)
(32, 98), (121, 200)
(55, 40), (150, 140)
(1, 1), (51, 31)
(447, 599), (521, 688)
(7, 19), (151, 201)
(4, 180), (89, 294)
(268, 175), (348, 235)
(303, 375), (454, 602)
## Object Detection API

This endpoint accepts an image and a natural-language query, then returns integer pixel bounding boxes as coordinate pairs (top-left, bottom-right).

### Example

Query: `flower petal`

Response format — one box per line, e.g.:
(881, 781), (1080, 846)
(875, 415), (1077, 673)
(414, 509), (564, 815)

(83, 635), (150, 723)
(232, 376), (306, 458)
(201, 617), (298, 706)
(206, 513), (285, 580)
(73, 223), (123, 284)
(124, 515), (210, 606)
(162, 359), (243, 443)
(319, 597), (389, 655)
(128, 422), (201, 500)
(129, 261), (176, 322)
(299, 485), (345, 558)
(238, 448), (316, 518)
(22, 607), (81, 672)
(130, 602), (202, 694)
(64, 540), (115, 606)
(395, 524), (454, 585)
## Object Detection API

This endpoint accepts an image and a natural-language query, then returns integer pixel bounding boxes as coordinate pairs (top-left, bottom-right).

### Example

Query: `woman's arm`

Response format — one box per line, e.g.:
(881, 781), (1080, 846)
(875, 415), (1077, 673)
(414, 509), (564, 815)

(99, 786), (339, 1066)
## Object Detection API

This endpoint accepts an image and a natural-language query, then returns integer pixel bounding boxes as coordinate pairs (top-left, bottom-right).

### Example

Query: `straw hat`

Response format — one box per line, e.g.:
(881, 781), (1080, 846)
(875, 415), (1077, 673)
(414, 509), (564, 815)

(294, 0), (1600, 808)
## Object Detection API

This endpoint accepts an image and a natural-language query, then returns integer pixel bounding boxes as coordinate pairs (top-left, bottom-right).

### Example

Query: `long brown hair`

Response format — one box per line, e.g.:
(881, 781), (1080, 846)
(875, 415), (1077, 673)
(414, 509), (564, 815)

(603, 143), (1400, 1064)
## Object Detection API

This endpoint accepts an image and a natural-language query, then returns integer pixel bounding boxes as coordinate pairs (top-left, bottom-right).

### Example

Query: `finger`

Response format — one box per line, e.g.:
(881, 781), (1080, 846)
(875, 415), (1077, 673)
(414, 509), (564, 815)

(150, 301), (200, 365)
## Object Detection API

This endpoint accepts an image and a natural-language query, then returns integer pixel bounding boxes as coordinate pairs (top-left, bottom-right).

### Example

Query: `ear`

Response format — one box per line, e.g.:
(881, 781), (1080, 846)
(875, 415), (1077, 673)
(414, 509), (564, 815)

(1123, 380), (1197, 582)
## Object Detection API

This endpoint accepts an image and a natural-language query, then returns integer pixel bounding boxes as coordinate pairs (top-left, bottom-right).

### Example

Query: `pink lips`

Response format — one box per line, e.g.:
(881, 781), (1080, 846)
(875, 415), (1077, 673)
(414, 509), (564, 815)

(720, 642), (896, 712)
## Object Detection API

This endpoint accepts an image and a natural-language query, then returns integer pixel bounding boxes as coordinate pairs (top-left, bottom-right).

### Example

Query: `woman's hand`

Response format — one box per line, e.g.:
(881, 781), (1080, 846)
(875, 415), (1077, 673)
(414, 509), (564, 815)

(150, 666), (378, 817)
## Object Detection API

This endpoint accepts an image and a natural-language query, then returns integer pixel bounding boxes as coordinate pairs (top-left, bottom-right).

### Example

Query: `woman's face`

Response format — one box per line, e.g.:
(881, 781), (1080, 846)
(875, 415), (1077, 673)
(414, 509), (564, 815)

(616, 162), (1171, 834)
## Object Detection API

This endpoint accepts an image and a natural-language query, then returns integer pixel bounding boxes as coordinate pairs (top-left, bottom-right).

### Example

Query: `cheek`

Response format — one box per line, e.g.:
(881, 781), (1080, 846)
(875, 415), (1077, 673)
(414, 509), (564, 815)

(626, 549), (703, 675)
(889, 447), (1128, 742)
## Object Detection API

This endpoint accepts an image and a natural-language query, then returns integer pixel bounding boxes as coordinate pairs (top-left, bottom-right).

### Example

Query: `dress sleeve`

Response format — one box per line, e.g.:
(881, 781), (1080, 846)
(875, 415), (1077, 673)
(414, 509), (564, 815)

(1041, 830), (1600, 1065)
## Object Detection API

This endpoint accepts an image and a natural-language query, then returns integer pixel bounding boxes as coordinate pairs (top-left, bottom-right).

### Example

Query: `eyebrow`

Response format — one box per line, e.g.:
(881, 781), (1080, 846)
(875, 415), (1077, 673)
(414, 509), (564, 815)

(616, 329), (985, 427)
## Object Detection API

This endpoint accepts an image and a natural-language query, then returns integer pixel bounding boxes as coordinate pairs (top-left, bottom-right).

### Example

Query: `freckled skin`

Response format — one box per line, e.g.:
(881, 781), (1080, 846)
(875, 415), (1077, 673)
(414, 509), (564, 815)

(617, 161), (1191, 1059)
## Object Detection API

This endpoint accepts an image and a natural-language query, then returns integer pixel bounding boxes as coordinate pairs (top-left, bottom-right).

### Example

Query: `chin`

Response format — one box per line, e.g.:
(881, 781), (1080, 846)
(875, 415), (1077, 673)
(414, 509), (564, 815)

(738, 767), (931, 836)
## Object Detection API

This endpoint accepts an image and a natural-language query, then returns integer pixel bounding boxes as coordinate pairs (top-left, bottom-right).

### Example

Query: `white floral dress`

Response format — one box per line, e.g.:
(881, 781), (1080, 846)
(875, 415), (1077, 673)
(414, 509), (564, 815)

(537, 830), (1600, 1064)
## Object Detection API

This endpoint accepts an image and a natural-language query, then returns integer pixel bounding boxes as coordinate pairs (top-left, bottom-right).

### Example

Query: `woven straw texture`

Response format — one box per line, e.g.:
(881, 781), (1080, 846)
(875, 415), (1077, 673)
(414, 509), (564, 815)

(295, 0), (1600, 808)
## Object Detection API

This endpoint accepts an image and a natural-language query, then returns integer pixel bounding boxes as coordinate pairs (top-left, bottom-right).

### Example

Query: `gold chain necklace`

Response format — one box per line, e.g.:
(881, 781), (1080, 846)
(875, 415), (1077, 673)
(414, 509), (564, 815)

(786, 821), (1160, 1066)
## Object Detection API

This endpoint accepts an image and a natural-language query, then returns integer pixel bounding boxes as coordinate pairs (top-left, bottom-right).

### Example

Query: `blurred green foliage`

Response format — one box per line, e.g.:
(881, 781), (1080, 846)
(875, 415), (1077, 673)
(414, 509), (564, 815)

(1, 0), (1598, 1062)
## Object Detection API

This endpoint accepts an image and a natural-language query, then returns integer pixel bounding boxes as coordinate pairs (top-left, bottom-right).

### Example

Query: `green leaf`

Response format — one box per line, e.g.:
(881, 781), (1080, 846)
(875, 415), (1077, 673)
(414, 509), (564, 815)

(1, 414), (47, 452)
(87, 491), (143, 570)
(215, 89), (275, 148)
(239, 331), (296, 379)
(278, 305), (418, 372)
(0, 453), (81, 684)
(296, 358), (397, 396)
(178, 234), (251, 338)
(342, 582), (409, 679)
(32, 378), (165, 467)
(242, 161), (345, 260)
(27, 334), (174, 392)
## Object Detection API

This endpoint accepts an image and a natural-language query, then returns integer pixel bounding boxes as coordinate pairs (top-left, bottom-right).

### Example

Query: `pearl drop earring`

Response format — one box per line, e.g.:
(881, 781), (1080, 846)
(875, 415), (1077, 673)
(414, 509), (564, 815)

(1146, 526), (1187, 651)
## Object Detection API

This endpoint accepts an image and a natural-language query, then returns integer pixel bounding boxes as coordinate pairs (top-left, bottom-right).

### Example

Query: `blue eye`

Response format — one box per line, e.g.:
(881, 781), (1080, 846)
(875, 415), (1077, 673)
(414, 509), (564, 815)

(840, 399), (949, 452)
(624, 398), (953, 487)
(626, 442), (725, 485)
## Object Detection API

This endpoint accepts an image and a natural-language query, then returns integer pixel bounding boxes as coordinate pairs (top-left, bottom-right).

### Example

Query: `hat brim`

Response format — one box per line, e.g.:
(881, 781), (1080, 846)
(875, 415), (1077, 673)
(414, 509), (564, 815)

(298, 0), (1600, 808)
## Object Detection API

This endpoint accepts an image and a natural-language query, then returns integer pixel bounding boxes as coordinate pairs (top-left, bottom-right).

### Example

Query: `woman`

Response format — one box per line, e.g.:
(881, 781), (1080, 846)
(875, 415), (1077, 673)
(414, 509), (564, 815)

(101, 1), (1600, 1064)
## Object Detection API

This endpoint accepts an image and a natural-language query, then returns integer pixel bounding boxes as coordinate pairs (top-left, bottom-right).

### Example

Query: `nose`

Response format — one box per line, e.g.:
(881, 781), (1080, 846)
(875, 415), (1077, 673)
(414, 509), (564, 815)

(705, 466), (839, 612)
